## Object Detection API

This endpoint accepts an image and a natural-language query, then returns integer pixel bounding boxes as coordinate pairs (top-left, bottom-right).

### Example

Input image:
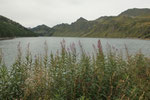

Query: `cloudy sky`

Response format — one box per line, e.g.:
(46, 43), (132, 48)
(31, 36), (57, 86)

(0, 0), (150, 28)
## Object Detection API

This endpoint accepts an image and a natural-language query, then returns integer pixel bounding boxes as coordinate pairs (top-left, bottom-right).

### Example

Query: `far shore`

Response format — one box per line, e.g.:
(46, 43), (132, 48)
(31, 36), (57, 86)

(0, 36), (150, 41)
(0, 37), (15, 41)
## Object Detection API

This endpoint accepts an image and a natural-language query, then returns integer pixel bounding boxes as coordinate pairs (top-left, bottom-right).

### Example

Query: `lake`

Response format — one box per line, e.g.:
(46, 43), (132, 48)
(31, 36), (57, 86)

(0, 37), (150, 66)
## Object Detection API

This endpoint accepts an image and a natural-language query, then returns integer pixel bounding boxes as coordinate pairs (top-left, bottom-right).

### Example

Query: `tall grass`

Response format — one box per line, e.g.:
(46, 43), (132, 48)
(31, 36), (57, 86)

(0, 40), (150, 100)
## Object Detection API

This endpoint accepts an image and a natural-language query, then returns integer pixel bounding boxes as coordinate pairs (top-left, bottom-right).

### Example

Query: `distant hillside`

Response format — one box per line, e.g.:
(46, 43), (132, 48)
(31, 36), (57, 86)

(31, 24), (54, 36)
(85, 15), (150, 38)
(119, 8), (150, 17)
(50, 8), (150, 38)
(0, 15), (37, 37)
(53, 17), (97, 37)
(1, 8), (150, 38)
(30, 8), (150, 38)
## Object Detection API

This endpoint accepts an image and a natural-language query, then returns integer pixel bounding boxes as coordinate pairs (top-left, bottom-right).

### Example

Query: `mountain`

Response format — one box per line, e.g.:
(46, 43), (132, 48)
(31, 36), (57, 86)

(119, 8), (150, 17)
(30, 8), (150, 38)
(76, 17), (88, 22)
(31, 24), (54, 36)
(1, 8), (150, 38)
(52, 17), (97, 37)
(50, 8), (150, 38)
(85, 15), (150, 38)
(0, 15), (37, 37)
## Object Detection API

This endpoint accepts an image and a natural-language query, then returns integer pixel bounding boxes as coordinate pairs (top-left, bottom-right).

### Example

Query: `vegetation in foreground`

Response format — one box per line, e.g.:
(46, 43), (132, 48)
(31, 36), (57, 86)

(0, 40), (150, 100)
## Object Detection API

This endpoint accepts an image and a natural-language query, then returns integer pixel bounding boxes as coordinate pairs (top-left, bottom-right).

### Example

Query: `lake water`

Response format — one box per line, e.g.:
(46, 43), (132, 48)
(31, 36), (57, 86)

(0, 37), (150, 66)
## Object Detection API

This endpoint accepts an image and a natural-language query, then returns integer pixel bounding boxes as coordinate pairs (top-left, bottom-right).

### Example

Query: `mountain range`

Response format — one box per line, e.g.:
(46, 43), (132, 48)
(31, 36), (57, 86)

(1, 8), (150, 38)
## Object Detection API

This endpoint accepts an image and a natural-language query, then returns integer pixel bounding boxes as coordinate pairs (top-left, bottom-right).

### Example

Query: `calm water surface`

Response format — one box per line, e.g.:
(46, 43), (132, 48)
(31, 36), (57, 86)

(0, 37), (150, 66)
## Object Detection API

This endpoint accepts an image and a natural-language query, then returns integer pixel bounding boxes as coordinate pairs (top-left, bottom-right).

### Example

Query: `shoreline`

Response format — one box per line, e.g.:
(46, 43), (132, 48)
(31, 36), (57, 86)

(0, 36), (149, 41)
(0, 37), (15, 41)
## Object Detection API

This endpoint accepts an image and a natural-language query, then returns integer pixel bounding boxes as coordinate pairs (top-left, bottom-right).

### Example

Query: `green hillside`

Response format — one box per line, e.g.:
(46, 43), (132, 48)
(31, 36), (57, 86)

(119, 8), (150, 17)
(31, 24), (55, 36)
(0, 15), (37, 37)
(50, 8), (150, 38)
(1, 8), (150, 38)
(53, 17), (97, 37)
(86, 15), (150, 38)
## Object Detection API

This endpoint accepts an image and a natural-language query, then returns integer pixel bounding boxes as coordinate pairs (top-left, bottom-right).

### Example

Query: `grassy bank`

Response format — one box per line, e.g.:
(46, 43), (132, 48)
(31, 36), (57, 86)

(0, 40), (150, 100)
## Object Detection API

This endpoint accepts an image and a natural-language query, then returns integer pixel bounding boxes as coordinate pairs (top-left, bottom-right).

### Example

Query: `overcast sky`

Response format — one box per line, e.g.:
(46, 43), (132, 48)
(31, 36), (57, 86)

(0, 0), (150, 28)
